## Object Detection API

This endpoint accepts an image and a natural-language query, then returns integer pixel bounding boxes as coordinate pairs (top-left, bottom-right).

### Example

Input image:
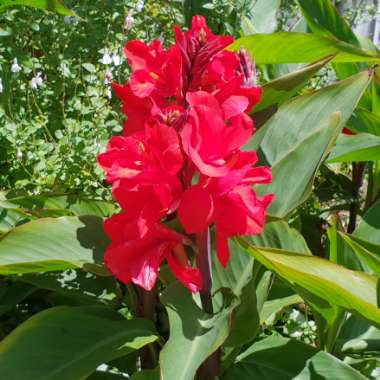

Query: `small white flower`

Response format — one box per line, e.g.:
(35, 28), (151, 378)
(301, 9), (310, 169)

(136, 0), (144, 12)
(124, 11), (134, 30)
(64, 16), (72, 24)
(31, 72), (43, 89)
(290, 331), (303, 338)
(107, 87), (112, 99)
(307, 320), (317, 331)
(371, 367), (380, 378)
(289, 309), (304, 323)
(11, 58), (21, 73)
(100, 50), (112, 65)
(16, 149), (23, 160)
(112, 54), (121, 66)
(104, 70), (113, 85)
(0, 78), (3, 93)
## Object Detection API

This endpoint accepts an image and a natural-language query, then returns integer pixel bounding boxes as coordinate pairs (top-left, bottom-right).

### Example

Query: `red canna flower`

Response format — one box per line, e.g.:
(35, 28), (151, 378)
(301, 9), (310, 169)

(104, 213), (202, 292)
(98, 15), (274, 292)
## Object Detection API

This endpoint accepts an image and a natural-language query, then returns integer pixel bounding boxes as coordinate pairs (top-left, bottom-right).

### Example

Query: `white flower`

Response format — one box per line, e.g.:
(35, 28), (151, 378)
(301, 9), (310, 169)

(100, 50), (112, 65)
(371, 367), (380, 378)
(0, 78), (3, 93)
(112, 54), (121, 66)
(290, 331), (303, 338)
(307, 320), (317, 331)
(289, 309), (304, 323)
(124, 11), (134, 30)
(11, 58), (22, 73)
(136, 0), (144, 12)
(107, 87), (112, 99)
(104, 70), (113, 85)
(16, 149), (23, 160)
(31, 72), (43, 89)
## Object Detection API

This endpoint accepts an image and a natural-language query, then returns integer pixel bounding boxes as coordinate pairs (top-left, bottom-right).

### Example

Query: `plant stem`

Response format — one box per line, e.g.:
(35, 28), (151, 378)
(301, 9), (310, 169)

(196, 229), (213, 314)
(347, 162), (366, 233)
(136, 287), (157, 370)
(196, 228), (220, 380)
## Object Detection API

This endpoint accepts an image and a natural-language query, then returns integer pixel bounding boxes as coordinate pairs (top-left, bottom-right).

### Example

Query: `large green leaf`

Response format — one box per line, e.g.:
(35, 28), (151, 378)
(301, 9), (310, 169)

(337, 314), (380, 354)
(355, 200), (380, 244)
(0, 281), (35, 316)
(0, 306), (157, 380)
(246, 0), (280, 33)
(212, 221), (310, 346)
(4, 193), (116, 218)
(222, 335), (366, 379)
(254, 55), (334, 113)
(160, 284), (234, 380)
(0, 0), (75, 15)
(339, 233), (380, 276)
(19, 269), (117, 304)
(347, 108), (380, 136)
(237, 238), (380, 328)
(0, 216), (109, 275)
(251, 70), (372, 218)
(327, 133), (380, 163)
(297, 0), (358, 46)
(230, 33), (380, 64)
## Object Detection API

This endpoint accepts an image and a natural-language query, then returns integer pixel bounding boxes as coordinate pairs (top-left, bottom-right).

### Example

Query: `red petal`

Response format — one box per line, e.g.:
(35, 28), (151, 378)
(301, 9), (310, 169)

(167, 253), (203, 292)
(178, 185), (214, 233)
(216, 228), (230, 267)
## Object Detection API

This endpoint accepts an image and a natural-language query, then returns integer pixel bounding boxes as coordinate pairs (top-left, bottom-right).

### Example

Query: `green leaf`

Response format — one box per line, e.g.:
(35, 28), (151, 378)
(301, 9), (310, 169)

(251, 70), (372, 218)
(0, 306), (157, 380)
(347, 108), (380, 136)
(254, 55), (334, 113)
(130, 370), (159, 380)
(297, 0), (359, 46)
(0, 281), (35, 316)
(222, 335), (366, 379)
(260, 294), (303, 325)
(160, 284), (234, 380)
(213, 221), (310, 346)
(247, 0), (280, 33)
(230, 33), (380, 64)
(355, 200), (380, 244)
(337, 314), (380, 353)
(5, 193), (116, 218)
(327, 133), (380, 162)
(0, 216), (109, 275)
(0, 0), (75, 15)
(237, 238), (380, 328)
(339, 233), (380, 276)
(19, 269), (117, 304)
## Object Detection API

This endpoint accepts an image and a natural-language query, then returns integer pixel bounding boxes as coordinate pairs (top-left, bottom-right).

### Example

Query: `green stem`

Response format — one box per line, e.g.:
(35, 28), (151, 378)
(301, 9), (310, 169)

(347, 162), (366, 233)
(196, 228), (221, 380)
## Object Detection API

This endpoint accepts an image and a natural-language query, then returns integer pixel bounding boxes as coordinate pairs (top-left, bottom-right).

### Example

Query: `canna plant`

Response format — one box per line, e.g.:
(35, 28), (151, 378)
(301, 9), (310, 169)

(0, 1), (379, 380)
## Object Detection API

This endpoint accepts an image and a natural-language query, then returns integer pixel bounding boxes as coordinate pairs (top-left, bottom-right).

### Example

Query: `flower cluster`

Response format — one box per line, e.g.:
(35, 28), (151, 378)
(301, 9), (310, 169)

(98, 16), (274, 292)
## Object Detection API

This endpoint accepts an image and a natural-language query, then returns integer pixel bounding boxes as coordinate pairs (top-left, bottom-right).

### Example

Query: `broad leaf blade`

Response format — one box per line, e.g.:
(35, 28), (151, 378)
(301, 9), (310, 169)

(0, 306), (157, 380)
(229, 33), (380, 64)
(0, 0), (75, 15)
(254, 55), (334, 113)
(0, 216), (109, 275)
(327, 133), (380, 162)
(160, 284), (234, 380)
(237, 238), (380, 328)
(222, 335), (366, 379)
(297, 0), (359, 46)
(252, 70), (372, 218)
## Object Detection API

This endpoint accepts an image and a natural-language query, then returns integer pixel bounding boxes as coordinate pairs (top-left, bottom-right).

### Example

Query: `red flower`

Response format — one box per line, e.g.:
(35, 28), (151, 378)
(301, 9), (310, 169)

(98, 15), (273, 292)
(104, 213), (202, 292)
(178, 154), (273, 266)
(180, 91), (255, 177)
